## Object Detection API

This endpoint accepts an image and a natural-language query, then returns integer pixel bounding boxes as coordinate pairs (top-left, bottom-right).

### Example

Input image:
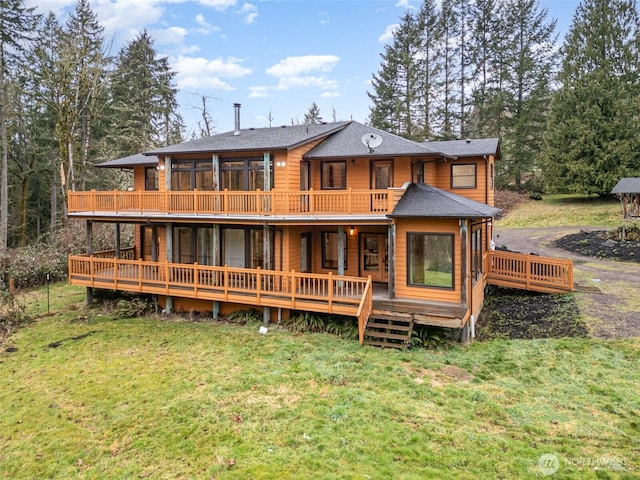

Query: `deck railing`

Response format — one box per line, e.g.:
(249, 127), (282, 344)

(68, 254), (372, 319)
(486, 250), (574, 293)
(356, 278), (373, 345)
(68, 188), (405, 216)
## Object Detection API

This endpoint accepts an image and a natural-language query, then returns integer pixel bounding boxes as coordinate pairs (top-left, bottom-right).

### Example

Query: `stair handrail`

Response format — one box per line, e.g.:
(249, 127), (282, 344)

(356, 276), (373, 345)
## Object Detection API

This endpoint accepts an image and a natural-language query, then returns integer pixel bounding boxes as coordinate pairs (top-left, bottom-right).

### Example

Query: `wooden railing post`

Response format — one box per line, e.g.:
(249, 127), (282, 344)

(327, 271), (333, 313)
(193, 262), (199, 297)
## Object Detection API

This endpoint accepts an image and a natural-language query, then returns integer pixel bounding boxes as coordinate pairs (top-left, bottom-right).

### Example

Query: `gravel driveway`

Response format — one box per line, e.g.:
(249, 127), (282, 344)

(494, 226), (640, 338)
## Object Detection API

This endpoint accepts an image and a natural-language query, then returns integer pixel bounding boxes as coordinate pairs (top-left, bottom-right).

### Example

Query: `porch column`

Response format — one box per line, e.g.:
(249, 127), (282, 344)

(86, 220), (93, 305)
(114, 223), (121, 259)
(164, 156), (172, 190)
(212, 154), (219, 191)
(212, 224), (221, 319)
(263, 224), (272, 326)
(165, 222), (173, 313)
(263, 152), (271, 191)
(388, 221), (396, 299)
(337, 225), (345, 277)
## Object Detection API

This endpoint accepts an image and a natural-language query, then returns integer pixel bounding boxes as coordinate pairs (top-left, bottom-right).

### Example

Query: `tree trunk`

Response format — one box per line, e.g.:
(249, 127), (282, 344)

(0, 46), (8, 254)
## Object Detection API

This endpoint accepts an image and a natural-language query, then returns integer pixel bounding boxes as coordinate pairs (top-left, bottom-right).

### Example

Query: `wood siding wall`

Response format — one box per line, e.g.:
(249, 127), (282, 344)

(394, 218), (462, 304)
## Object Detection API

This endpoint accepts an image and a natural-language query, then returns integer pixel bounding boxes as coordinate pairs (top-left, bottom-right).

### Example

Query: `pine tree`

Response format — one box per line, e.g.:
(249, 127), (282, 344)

(0, 0), (40, 252)
(543, 0), (640, 195)
(303, 101), (323, 124)
(500, 0), (557, 188)
(110, 30), (183, 156)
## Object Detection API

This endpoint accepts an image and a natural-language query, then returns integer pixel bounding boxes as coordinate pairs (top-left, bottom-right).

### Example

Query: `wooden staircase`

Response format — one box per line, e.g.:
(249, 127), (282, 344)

(363, 312), (414, 349)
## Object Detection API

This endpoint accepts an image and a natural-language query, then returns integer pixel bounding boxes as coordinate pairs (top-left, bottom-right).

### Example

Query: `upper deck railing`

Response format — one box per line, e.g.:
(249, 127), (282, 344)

(67, 188), (406, 216)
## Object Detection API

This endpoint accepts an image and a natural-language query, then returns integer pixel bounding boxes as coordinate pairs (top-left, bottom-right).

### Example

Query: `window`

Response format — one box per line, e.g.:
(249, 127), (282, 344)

(471, 227), (483, 283)
(222, 227), (267, 269)
(321, 161), (346, 190)
(371, 160), (393, 189)
(412, 161), (424, 184)
(173, 226), (214, 265)
(171, 160), (213, 191)
(145, 167), (159, 191)
(407, 233), (454, 289)
(451, 164), (476, 189)
(322, 231), (347, 269)
(221, 157), (270, 191)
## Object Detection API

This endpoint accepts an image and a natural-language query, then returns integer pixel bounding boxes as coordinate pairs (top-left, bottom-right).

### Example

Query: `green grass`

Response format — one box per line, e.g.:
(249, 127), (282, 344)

(1, 285), (639, 479)
(497, 194), (621, 228)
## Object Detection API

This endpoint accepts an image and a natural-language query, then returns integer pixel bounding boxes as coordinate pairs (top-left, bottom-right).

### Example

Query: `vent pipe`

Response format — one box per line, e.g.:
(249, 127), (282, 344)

(233, 103), (241, 135)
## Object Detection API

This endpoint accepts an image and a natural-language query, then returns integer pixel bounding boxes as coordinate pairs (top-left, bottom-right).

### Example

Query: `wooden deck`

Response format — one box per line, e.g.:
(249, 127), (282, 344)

(67, 188), (405, 217)
(485, 250), (574, 293)
(68, 253), (373, 344)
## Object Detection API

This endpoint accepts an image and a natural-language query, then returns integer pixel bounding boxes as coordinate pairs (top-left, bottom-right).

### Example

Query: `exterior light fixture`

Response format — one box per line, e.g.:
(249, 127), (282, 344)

(350, 226), (355, 236)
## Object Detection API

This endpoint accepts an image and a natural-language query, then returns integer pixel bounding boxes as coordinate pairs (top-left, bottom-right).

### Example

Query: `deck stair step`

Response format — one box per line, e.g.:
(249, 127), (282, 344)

(363, 316), (414, 350)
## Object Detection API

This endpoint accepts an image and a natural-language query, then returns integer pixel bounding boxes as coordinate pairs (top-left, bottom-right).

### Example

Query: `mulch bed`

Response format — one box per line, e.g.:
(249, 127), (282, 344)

(552, 228), (640, 263)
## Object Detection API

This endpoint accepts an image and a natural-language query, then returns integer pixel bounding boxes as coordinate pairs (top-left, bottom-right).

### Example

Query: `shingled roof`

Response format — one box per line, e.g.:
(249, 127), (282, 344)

(145, 121), (350, 156)
(421, 138), (500, 157)
(611, 177), (640, 194)
(96, 153), (158, 169)
(389, 183), (501, 219)
(304, 121), (438, 159)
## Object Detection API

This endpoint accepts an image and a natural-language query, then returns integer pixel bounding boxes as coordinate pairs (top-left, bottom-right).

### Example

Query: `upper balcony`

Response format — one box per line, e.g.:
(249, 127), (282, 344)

(67, 188), (407, 218)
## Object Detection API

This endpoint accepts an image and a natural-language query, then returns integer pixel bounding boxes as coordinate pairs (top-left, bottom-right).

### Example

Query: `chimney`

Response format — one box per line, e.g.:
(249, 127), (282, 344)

(233, 103), (241, 135)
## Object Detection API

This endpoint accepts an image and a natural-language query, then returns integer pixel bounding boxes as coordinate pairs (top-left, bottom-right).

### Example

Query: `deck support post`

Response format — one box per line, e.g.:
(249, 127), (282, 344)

(212, 155), (219, 191)
(460, 321), (471, 344)
(212, 224), (221, 318)
(165, 222), (173, 314)
(212, 301), (220, 319)
(164, 156), (171, 190)
(388, 221), (396, 299)
(86, 220), (93, 306)
(263, 152), (271, 191)
(263, 307), (271, 326)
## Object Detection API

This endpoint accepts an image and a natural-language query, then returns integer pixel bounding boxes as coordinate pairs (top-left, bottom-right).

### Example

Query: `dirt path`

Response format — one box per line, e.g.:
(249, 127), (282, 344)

(494, 226), (640, 338)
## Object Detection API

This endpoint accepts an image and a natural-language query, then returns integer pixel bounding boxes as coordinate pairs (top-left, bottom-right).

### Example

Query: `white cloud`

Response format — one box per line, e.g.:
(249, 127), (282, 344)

(194, 13), (220, 34)
(198, 0), (237, 10)
(267, 55), (340, 78)
(249, 86), (270, 98)
(276, 76), (338, 91)
(239, 3), (258, 24)
(172, 56), (252, 89)
(25, 0), (75, 17)
(321, 91), (341, 98)
(92, 0), (165, 42)
(379, 24), (399, 43)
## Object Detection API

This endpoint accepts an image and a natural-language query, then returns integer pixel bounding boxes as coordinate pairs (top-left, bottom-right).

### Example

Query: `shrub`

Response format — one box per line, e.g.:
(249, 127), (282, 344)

(284, 311), (325, 333)
(0, 292), (31, 343)
(226, 308), (263, 325)
(325, 315), (358, 339)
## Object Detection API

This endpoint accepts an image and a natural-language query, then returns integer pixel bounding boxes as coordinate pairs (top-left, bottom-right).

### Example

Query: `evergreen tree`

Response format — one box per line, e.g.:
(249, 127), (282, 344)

(434, 0), (460, 139)
(0, 0), (39, 252)
(543, 0), (640, 195)
(499, 0), (557, 188)
(110, 30), (183, 156)
(303, 101), (323, 124)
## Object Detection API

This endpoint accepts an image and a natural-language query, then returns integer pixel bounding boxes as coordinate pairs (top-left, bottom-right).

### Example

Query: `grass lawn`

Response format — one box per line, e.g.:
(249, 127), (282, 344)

(496, 194), (621, 228)
(0, 284), (638, 479)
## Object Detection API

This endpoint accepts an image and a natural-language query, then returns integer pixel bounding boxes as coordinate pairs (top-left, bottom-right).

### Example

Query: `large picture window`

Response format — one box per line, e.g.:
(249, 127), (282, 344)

(221, 157), (269, 191)
(222, 227), (267, 269)
(171, 160), (213, 191)
(407, 233), (454, 289)
(322, 231), (347, 269)
(173, 226), (214, 265)
(451, 164), (476, 189)
(321, 161), (346, 190)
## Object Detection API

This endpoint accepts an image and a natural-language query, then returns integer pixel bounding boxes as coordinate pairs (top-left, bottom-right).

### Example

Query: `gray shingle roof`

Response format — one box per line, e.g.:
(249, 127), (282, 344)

(389, 183), (501, 218)
(611, 177), (640, 194)
(96, 153), (158, 168)
(145, 121), (350, 156)
(304, 122), (438, 159)
(421, 138), (500, 157)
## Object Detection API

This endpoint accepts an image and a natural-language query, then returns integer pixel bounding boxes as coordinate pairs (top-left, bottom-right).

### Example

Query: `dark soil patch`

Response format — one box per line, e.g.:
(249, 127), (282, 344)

(552, 228), (640, 263)
(477, 287), (589, 341)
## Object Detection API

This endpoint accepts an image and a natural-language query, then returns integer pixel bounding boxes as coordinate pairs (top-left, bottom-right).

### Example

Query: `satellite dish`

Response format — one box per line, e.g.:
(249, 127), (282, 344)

(361, 133), (383, 152)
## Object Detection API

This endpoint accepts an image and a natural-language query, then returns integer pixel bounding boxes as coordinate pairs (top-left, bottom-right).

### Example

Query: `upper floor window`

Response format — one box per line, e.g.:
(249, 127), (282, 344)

(221, 157), (269, 191)
(451, 164), (476, 189)
(321, 161), (346, 190)
(407, 232), (454, 289)
(145, 167), (158, 191)
(171, 160), (213, 191)
(371, 160), (393, 189)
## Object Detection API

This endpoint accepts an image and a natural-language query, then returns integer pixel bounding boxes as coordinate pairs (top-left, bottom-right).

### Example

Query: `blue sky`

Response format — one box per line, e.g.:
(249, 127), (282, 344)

(28, 0), (579, 137)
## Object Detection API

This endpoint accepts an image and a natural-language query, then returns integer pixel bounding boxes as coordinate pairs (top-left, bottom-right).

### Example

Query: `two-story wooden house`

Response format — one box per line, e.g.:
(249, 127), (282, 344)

(68, 111), (573, 347)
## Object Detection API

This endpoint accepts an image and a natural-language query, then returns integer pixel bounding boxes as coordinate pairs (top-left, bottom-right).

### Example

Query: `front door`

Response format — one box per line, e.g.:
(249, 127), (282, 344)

(361, 234), (388, 282)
